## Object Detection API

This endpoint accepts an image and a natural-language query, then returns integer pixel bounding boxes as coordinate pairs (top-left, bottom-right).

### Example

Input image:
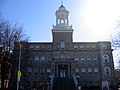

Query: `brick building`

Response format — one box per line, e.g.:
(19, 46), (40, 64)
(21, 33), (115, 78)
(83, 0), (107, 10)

(13, 4), (116, 90)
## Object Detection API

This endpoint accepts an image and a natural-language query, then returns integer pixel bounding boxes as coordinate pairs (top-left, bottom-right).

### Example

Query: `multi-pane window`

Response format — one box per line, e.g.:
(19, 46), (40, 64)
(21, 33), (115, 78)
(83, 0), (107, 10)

(94, 68), (98, 75)
(47, 45), (52, 50)
(34, 56), (39, 62)
(86, 45), (90, 50)
(60, 54), (65, 60)
(40, 56), (45, 62)
(81, 57), (85, 63)
(47, 56), (51, 62)
(74, 45), (78, 49)
(75, 68), (79, 73)
(80, 45), (84, 50)
(104, 67), (111, 75)
(87, 57), (92, 62)
(34, 68), (39, 75)
(61, 33), (65, 40)
(74, 57), (79, 61)
(60, 41), (65, 49)
(40, 68), (45, 75)
(27, 68), (32, 75)
(81, 68), (86, 76)
(91, 45), (97, 50)
(93, 56), (98, 62)
(28, 57), (33, 63)
(35, 45), (40, 50)
(103, 54), (109, 62)
(41, 45), (46, 50)
(103, 45), (107, 49)
(47, 69), (51, 75)
(88, 68), (92, 75)
(29, 45), (34, 50)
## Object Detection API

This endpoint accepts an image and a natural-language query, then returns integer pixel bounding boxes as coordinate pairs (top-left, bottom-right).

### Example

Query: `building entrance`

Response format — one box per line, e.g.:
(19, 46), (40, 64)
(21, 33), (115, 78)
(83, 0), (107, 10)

(58, 64), (68, 78)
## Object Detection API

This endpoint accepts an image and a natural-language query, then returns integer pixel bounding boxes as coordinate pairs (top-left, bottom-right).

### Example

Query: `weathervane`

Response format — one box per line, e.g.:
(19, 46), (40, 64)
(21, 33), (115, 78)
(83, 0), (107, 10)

(61, 0), (64, 6)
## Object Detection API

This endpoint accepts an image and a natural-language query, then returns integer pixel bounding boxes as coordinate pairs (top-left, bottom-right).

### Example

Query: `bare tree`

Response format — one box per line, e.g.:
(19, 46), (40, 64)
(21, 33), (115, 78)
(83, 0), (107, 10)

(0, 19), (29, 89)
(111, 24), (120, 69)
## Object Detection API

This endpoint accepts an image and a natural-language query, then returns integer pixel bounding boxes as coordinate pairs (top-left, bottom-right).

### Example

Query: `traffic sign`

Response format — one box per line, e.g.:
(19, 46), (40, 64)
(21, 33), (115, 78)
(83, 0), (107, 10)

(17, 70), (21, 77)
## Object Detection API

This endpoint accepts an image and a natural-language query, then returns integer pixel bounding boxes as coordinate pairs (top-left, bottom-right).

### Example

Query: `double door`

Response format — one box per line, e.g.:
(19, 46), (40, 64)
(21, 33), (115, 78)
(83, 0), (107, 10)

(58, 65), (68, 78)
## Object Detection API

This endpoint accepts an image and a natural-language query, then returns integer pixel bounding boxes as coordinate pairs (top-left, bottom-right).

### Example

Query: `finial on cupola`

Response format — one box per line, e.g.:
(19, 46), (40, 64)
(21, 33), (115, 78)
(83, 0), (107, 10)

(61, 0), (63, 6)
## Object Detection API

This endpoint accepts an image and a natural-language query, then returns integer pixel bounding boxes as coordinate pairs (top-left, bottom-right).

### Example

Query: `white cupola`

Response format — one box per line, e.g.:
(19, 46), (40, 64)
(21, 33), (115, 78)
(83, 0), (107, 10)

(55, 3), (69, 26)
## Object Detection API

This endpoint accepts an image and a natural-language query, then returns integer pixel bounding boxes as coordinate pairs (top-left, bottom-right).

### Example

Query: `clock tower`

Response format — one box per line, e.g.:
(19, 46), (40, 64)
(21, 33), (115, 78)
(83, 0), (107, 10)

(52, 3), (74, 50)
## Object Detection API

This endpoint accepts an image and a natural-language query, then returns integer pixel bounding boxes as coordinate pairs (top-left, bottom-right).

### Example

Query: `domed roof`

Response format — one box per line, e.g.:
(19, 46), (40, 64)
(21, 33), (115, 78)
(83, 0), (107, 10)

(59, 4), (66, 10)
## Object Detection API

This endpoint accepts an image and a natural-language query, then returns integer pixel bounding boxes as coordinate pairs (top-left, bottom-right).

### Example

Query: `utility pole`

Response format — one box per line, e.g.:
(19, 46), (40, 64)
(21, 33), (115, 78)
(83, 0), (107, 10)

(15, 35), (22, 90)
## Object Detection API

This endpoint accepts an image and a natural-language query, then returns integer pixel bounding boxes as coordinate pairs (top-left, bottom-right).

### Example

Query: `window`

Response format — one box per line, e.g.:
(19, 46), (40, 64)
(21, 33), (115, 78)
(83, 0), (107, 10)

(81, 57), (85, 63)
(34, 56), (39, 62)
(29, 45), (34, 50)
(35, 45), (40, 50)
(60, 54), (65, 60)
(28, 57), (33, 63)
(91, 45), (96, 50)
(80, 45), (84, 50)
(61, 33), (65, 40)
(60, 41), (65, 49)
(74, 57), (79, 61)
(41, 45), (46, 50)
(75, 68), (79, 73)
(47, 56), (51, 62)
(103, 54), (109, 62)
(88, 68), (92, 75)
(47, 45), (52, 50)
(86, 45), (90, 50)
(94, 68), (98, 75)
(81, 68), (86, 76)
(74, 45), (78, 49)
(40, 68), (45, 75)
(103, 44), (107, 49)
(34, 68), (39, 75)
(93, 56), (98, 62)
(47, 69), (51, 75)
(47, 69), (51, 73)
(87, 57), (91, 62)
(104, 67), (111, 75)
(27, 68), (32, 75)
(40, 56), (45, 62)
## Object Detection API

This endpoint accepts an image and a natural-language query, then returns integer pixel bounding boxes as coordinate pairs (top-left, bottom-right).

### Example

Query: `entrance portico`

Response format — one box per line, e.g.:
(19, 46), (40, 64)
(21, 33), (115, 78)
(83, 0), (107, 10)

(54, 63), (71, 78)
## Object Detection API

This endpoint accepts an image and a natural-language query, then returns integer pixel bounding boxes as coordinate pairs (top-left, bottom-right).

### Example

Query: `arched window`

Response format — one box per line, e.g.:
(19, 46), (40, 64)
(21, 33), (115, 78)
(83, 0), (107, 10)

(103, 54), (109, 62)
(104, 67), (111, 75)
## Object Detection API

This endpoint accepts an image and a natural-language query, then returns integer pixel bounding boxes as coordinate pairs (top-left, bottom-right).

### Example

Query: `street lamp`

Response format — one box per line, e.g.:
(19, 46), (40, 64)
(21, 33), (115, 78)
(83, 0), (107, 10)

(14, 35), (22, 90)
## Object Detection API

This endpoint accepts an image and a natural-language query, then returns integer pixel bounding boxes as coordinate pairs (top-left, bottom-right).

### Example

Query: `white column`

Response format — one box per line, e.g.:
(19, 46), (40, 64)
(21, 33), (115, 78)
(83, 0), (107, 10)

(67, 17), (69, 25)
(56, 18), (58, 25)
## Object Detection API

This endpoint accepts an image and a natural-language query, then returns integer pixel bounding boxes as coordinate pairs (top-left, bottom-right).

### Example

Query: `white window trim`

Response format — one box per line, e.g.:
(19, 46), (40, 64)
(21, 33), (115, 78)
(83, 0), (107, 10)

(103, 54), (109, 62)
(104, 67), (111, 75)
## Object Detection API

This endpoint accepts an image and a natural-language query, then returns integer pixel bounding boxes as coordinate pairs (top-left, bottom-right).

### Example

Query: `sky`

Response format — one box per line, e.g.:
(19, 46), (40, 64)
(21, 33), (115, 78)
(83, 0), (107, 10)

(1, 0), (120, 68)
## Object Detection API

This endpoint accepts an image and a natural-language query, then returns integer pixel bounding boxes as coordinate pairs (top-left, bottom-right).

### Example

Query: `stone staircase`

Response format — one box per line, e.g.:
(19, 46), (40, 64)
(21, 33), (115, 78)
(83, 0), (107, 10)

(53, 78), (76, 90)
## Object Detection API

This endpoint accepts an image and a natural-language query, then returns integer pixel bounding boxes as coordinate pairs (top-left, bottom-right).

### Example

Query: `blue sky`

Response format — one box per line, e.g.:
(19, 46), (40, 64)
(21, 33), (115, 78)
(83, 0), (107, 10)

(1, 0), (120, 68)
(1, 0), (120, 42)
(0, 0), (84, 42)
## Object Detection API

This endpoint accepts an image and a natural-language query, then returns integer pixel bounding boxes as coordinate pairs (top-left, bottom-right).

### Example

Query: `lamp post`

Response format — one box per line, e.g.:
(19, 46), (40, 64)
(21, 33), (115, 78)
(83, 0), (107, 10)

(15, 35), (22, 90)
